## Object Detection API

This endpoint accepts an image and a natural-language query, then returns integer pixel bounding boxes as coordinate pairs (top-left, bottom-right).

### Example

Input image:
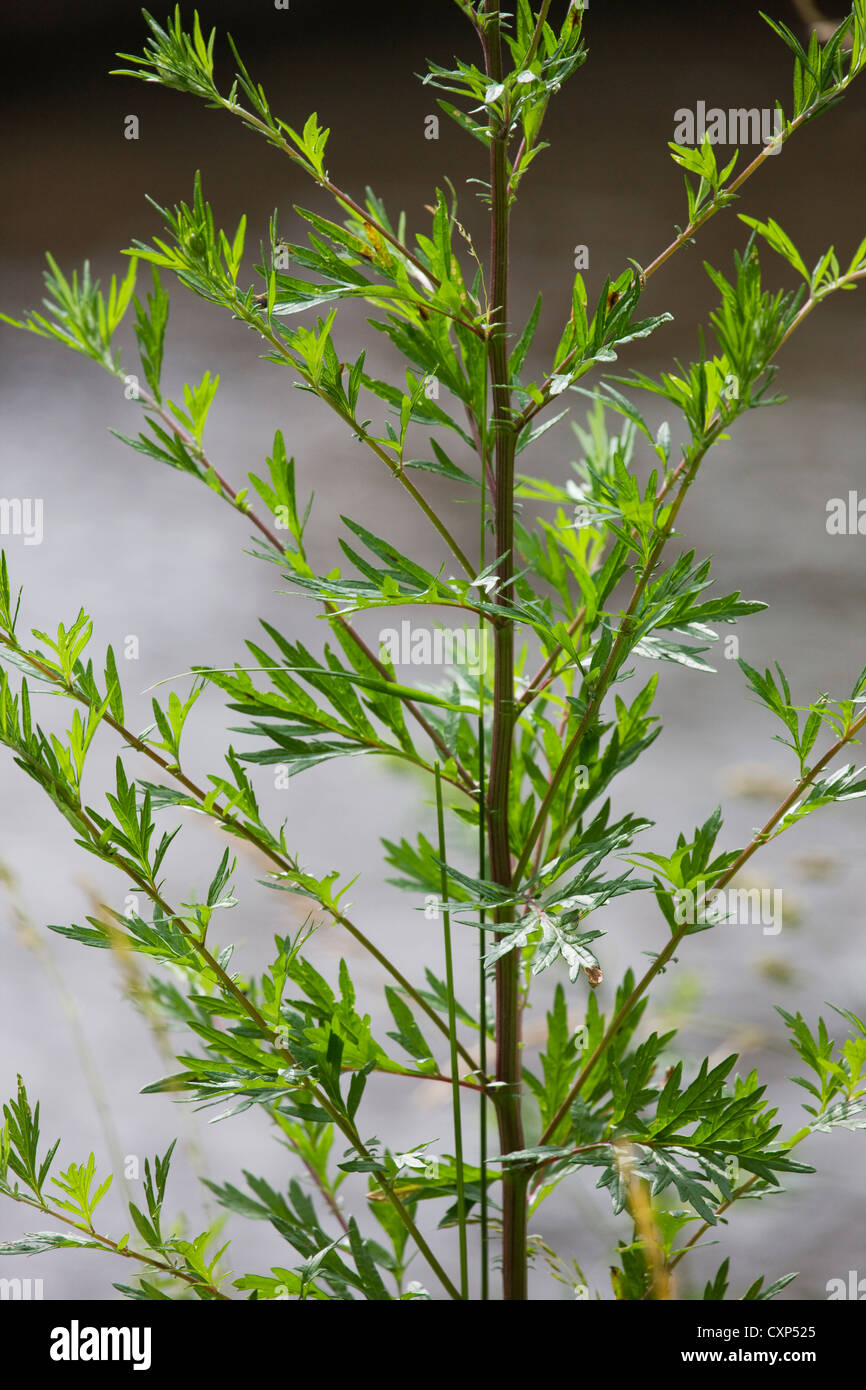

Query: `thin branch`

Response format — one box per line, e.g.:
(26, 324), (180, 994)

(0, 631), (482, 1081)
(512, 259), (866, 881)
(525, 0), (554, 67)
(215, 97), (487, 344)
(535, 703), (866, 1150)
(276, 1124), (350, 1236)
(2, 1190), (230, 1300)
(511, 431), (714, 886)
(73, 804), (463, 1302)
(130, 381), (478, 788)
(511, 71), (861, 438)
(239, 303), (476, 579)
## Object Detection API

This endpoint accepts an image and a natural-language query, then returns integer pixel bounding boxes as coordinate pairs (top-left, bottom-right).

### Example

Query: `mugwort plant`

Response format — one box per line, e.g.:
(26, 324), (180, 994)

(2, 2), (866, 1301)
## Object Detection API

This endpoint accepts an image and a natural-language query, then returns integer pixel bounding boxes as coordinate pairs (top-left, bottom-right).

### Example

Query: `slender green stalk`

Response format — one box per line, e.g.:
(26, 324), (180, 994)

(477, 434), (490, 1303)
(482, 0), (528, 1302)
(477, 733), (490, 1301)
(435, 763), (468, 1299)
(525, 0), (554, 65)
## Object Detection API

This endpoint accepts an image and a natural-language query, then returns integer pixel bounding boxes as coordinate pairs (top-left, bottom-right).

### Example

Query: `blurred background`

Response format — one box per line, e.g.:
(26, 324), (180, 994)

(0, 0), (864, 1300)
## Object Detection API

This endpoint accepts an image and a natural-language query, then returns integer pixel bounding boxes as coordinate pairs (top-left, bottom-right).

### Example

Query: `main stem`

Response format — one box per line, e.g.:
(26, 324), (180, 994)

(483, 5), (527, 1301)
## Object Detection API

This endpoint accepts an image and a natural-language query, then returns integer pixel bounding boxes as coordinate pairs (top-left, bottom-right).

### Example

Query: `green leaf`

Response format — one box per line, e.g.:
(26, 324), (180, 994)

(384, 988), (439, 1074)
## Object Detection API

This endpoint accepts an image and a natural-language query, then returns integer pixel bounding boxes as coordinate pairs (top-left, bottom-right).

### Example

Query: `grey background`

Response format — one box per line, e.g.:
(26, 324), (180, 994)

(0, 0), (864, 1300)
